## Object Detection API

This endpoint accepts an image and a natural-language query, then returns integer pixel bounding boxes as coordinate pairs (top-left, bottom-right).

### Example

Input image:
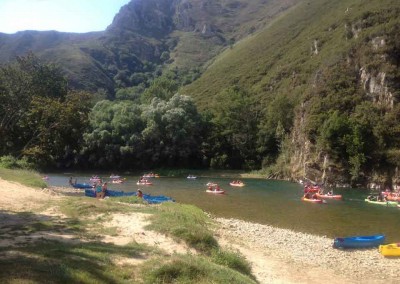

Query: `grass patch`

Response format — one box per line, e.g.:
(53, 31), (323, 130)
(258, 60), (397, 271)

(211, 248), (253, 278)
(141, 254), (257, 284)
(0, 168), (47, 188)
(0, 240), (150, 283)
(146, 203), (218, 253)
(110, 195), (146, 205)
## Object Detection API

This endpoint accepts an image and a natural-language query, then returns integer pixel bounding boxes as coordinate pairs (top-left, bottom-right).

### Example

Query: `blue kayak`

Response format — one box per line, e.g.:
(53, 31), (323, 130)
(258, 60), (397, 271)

(72, 183), (93, 189)
(333, 234), (385, 249)
(84, 189), (174, 204)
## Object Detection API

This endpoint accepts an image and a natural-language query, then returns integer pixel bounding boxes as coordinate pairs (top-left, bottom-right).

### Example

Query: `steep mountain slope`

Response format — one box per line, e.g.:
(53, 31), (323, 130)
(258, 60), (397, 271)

(0, 0), (300, 95)
(184, 0), (400, 185)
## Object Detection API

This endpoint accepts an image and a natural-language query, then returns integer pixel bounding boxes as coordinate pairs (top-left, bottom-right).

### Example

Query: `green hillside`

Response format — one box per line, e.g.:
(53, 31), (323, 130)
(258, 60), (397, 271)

(185, 0), (398, 106)
(184, 0), (400, 185)
(0, 0), (300, 96)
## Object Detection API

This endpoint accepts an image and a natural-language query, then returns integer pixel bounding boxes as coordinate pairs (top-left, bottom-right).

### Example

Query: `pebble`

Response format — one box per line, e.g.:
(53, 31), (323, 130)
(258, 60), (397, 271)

(214, 217), (400, 283)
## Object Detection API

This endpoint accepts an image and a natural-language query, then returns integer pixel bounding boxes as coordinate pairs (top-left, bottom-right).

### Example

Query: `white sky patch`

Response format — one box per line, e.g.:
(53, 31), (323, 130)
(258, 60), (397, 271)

(0, 0), (131, 34)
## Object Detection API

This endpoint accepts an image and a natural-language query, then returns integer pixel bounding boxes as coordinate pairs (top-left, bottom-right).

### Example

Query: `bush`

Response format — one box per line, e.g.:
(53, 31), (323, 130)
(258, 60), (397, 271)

(0, 155), (18, 169)
(0, 155), (35, 170)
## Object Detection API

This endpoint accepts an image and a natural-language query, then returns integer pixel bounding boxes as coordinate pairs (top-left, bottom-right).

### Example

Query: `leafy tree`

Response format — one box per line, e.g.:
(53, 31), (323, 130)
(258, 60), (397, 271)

(19, 91), (91, 167)
(141, 76), (179, 104)
(208, 87), (260, 169)
(141, 94), (204, 167)
(0, 53), (90, 167)
(82, 100), (144, 169)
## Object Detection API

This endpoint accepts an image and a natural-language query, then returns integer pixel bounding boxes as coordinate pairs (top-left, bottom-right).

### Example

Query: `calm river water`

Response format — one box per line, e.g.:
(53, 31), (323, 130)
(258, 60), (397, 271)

(46, 173), (400, 243)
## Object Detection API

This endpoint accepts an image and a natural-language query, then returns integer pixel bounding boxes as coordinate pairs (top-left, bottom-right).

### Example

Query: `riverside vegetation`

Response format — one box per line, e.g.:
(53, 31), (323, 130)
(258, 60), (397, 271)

(0, 169), (255, 283)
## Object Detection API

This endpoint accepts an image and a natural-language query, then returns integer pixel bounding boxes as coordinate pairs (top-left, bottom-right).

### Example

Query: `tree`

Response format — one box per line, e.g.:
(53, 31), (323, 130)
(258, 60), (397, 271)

(141, 94), (204, 167)
(140, 76), (179, 104)
(82, 100), (145, 169)
(0, 53), (90, 167)
(208, 87), (260, 169)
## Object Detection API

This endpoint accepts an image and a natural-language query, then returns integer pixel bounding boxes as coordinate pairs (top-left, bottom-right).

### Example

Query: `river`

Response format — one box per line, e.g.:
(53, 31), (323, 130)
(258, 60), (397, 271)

(46, 173), (400, 243)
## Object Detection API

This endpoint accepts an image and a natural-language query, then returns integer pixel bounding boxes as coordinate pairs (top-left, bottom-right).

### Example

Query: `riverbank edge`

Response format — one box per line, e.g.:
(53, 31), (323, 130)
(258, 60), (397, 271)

(212, 216), (400, 284)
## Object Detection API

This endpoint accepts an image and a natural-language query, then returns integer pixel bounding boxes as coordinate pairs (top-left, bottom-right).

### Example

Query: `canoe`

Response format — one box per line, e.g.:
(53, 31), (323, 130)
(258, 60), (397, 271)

(364, 199), (398, 207)
(379, 243), (400, 257)
(143, 173), (160, 178)
(301, 197), (323, 203)
(137, 181), (153, 185)
(316, 193), (342, 200)
(84, 189), (174, 204)
(206, 189), (225, 194)
(229, 182), (245, 187)
(72, 183), (93, 189)
(187, 176), (197, 179)
(111, 179), (124, 184)
(333, 234), (385, 249)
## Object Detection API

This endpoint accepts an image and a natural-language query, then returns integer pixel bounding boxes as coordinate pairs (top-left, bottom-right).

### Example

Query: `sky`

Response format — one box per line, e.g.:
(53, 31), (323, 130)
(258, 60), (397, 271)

(0, 0), (132, 34)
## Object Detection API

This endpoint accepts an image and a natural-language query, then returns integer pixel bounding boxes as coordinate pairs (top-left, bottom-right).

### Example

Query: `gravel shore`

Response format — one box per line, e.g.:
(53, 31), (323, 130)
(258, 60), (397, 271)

(214, 217), (400, 284)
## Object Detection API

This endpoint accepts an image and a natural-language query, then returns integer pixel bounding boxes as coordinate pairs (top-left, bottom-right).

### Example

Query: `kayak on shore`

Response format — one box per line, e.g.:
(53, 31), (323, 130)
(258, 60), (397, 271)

(72, 183), (93, 189)
(333, 234), (385, 249)
(379, 243), (400, 257)
(84, 189), (174, 204)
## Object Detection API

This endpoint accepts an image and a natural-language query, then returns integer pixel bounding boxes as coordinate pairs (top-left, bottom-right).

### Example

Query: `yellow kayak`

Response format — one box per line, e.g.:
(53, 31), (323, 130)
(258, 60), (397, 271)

(379, 243), (400, 257)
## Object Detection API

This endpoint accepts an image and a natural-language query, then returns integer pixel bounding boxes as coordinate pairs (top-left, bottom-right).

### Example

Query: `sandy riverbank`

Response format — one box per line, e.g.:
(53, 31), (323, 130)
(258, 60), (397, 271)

(1, 178), (399, 283)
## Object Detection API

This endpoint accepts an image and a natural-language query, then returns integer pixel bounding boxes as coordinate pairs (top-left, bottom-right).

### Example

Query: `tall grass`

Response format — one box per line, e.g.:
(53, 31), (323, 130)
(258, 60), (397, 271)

(141, 254), (257, 284)
(0, 168), (47, 188)
(147, 202), (218, 253)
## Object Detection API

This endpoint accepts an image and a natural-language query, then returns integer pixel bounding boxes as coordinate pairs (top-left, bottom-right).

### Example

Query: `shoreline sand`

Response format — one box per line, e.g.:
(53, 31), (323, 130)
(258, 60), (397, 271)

(1, 178), (399, 283)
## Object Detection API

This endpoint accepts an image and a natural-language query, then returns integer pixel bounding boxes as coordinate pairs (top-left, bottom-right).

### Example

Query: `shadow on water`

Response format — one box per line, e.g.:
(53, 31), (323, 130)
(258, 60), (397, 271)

(47, 173), (400, 242)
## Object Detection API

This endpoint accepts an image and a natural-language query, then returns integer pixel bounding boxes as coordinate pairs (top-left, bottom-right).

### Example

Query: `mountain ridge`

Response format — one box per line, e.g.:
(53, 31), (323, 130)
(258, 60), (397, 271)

(0, 0), (300, 95)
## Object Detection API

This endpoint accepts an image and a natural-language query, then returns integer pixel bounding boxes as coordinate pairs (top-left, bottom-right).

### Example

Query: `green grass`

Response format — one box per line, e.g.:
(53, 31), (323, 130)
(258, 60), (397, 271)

(141, 254), (256, 284)
(146, 203), (218, 253)
(0, 168), (47, 188)
(0, 240), (149, 284)
(210, 248), (253, 278)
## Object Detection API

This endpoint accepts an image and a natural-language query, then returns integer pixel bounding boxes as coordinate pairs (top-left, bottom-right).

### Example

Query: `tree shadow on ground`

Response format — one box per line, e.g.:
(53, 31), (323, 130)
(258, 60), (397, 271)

(0, 210), (148, 283)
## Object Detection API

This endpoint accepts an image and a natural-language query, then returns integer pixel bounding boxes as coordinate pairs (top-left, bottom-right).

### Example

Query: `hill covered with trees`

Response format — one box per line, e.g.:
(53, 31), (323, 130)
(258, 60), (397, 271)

(184, 0), (400, 187)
